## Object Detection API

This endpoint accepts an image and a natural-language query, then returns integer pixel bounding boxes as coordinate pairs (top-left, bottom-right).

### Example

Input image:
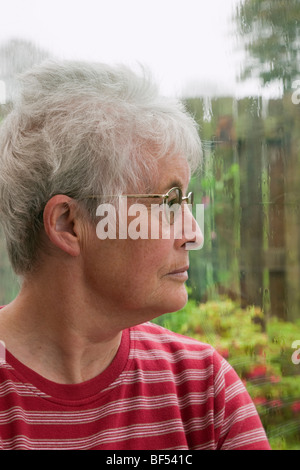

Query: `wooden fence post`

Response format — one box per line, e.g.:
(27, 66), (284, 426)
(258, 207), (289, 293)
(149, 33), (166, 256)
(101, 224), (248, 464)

(239, 98), (264, 308)
(266, 140), (287, 319)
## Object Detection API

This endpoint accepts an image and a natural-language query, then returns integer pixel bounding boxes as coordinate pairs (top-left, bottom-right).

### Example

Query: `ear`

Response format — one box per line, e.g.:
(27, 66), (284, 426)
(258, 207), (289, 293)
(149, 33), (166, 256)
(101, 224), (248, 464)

(43, 195), (81, 257)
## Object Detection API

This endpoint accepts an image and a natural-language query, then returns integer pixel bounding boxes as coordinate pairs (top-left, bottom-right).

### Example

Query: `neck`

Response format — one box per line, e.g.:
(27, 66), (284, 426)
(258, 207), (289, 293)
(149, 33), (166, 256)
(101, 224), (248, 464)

(0, 266), (123, 384)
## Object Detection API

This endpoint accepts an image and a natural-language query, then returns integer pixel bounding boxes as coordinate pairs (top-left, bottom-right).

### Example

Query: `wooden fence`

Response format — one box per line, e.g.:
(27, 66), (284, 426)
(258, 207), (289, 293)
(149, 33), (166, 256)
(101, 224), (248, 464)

(186, 93), (300, 322)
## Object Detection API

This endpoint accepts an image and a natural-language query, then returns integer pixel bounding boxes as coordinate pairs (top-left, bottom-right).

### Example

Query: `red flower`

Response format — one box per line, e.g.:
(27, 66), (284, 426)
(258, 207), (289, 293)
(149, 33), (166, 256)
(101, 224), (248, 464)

(202, 196), (210, 208)
(270, 375), (281, 383)
(268, 400), (283, 409)
(217, 348), (229, 359)
(246, 364), (267, 379)
(291, 402), (300, 414)
(253, 396), (267, 406)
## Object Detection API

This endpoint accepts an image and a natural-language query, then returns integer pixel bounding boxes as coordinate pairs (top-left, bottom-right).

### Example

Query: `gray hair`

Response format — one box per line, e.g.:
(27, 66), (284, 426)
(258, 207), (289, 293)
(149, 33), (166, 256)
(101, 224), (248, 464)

(0, 59), (202, 275)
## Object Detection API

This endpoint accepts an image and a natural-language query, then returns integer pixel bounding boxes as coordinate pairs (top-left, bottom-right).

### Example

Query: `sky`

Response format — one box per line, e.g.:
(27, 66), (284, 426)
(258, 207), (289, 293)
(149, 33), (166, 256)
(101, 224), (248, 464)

(0, 0), (279, 98)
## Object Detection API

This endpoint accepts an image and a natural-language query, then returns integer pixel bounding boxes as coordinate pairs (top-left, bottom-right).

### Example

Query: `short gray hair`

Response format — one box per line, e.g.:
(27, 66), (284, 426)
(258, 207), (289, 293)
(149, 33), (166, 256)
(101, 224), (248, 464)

(0, 59), (202, 275)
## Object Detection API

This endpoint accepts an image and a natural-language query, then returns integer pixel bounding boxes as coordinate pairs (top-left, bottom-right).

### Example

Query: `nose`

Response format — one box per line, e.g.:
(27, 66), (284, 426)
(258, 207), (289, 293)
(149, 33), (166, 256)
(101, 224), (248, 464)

(174, 203), (204, 250)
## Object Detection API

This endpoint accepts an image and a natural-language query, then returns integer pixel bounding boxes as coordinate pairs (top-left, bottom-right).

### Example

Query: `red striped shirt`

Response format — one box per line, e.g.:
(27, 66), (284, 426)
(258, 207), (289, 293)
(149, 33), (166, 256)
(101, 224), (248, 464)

(0, 322), (270, 450)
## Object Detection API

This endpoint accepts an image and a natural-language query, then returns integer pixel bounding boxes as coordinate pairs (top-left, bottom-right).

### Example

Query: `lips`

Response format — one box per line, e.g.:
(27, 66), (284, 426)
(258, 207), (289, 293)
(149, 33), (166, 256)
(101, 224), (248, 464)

(168, 265), (189, 275)
(166, 265), (189, 282)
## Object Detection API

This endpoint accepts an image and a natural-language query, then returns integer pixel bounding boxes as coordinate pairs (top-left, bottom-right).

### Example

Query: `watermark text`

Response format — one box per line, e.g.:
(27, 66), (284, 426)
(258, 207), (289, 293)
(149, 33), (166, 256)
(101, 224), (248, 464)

(0, 80), (6, 105)
(95, 198), (204, 250)
(291, 340), (300, 365)
(291, 80), (300, 105)
(0, 340), (6, 363)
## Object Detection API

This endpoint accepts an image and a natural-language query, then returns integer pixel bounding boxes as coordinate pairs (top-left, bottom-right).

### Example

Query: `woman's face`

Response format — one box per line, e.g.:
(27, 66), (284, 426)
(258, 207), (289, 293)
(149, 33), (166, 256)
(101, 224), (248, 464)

(81, 154), (201, 329)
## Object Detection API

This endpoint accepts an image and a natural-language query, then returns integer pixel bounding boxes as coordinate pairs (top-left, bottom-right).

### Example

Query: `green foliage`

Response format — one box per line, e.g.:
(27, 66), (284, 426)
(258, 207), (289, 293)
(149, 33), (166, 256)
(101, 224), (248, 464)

(153, 297), (300, 450)
(235, 0), (300, 91)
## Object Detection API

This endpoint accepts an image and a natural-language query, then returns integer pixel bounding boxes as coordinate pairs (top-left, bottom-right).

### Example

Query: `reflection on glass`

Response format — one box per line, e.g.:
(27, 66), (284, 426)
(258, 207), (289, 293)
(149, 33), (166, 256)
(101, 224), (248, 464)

(157, 1), (300, 450)
(0, 0), (300, 450)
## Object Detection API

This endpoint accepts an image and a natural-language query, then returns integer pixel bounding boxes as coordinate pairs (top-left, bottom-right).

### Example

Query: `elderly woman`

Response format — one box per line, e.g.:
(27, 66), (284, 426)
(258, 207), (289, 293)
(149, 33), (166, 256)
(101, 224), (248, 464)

(0, 60), (270, 450)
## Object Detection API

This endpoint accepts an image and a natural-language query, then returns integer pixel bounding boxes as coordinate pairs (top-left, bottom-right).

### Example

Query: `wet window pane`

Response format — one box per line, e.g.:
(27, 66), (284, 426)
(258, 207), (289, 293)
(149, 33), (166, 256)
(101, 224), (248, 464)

(1, 0), (300, 450)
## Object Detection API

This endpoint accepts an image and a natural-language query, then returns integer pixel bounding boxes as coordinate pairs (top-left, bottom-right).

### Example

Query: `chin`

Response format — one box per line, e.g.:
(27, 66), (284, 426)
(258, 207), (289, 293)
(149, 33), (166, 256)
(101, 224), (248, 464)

(125, 284), (189, 327)
(159, 287), (188, 316)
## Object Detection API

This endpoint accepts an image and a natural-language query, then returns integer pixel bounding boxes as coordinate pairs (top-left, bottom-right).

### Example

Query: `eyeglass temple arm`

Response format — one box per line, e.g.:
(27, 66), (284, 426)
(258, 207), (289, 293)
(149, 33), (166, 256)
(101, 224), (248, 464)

(86, 194), (164, 199)
(125, 194), (164, 199)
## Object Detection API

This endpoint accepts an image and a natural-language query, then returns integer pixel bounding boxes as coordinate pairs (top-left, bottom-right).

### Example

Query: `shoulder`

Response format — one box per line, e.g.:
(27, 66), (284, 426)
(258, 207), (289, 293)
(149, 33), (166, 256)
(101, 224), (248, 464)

(130, 322), (244, 388)
(129, 323), (271, 450)
(130, 321), (224, 371)
(131, 321), (214, 351)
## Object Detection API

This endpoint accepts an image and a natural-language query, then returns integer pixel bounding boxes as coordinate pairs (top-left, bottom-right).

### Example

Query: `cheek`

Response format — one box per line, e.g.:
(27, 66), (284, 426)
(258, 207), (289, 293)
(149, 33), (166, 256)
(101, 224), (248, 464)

(114, 240), (174, 307)
(124, 240), (188, 307)
(84, 234), (186, 316)
(86, 237), (168, 287)
(122, 240), (171, 285)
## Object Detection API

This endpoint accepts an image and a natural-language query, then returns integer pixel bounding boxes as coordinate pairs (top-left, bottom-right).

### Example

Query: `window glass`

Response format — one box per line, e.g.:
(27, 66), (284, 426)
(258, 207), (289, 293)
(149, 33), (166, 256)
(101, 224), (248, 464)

(0, 0), (300, 450)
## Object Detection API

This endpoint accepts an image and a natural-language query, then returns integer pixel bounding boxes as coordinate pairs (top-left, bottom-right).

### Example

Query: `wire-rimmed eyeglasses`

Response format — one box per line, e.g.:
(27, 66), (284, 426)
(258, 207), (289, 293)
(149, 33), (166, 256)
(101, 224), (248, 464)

(126, 186), (194, 224)
(88, 187), (193, 224)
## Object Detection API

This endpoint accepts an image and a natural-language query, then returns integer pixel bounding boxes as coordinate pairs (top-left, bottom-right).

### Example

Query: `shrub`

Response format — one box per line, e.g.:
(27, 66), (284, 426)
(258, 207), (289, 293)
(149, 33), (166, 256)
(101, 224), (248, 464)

(153, 298), (300, 450)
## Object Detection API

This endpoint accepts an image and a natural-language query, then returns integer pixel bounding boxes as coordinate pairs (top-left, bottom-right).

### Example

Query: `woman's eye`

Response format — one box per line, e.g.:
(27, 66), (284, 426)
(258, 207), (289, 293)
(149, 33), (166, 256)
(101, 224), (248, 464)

(168, 197), (179, 207)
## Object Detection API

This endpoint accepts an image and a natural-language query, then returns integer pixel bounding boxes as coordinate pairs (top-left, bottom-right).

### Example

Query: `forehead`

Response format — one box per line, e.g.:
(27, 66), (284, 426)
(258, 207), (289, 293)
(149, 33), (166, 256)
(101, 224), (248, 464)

(156, 154), (191, 192)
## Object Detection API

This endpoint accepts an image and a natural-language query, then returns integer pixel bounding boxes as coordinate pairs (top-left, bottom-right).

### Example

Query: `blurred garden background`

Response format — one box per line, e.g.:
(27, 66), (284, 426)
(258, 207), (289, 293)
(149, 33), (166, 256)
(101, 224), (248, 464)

(156, 0), (300, 450)
(1, 0), (300, 451)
